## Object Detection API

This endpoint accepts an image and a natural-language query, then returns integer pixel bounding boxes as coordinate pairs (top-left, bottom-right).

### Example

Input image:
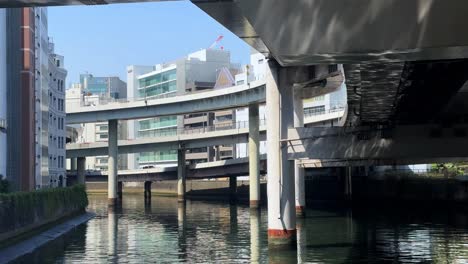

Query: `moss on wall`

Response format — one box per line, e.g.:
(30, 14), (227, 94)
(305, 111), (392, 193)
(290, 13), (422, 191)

(0, 185), (88, 235)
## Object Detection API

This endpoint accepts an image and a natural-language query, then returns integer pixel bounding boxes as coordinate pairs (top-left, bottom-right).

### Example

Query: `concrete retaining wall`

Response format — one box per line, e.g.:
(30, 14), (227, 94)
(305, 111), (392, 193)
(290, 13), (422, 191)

(87, 180), (268, 201)
(0, 185), (88, 243)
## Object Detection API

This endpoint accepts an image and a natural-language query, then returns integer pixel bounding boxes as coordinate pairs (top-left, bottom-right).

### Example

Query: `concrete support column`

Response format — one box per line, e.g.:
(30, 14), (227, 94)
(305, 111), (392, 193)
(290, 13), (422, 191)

(293, 87), (306, 217)
(229, 176), (237, 204)
(77, 157), (86, 185)
(108, 119), (118, 206)
(117, 182), (123, 199)
(177, 147), (186, 202)
(266, 60), (297, 246)
(215, 145), (220, 161)
(71, 158), (77, 171)
(249, 103), (260, 208)
(144, 181), (152, 201)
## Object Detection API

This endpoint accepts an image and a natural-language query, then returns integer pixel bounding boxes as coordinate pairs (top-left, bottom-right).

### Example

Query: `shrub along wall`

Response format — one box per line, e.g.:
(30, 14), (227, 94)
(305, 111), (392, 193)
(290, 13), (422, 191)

(0, 185), (88, 242)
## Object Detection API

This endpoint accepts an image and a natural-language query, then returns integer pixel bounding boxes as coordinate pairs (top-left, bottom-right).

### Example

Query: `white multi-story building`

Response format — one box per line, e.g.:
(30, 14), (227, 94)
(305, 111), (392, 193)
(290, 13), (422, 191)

(126, 49), (241, 169)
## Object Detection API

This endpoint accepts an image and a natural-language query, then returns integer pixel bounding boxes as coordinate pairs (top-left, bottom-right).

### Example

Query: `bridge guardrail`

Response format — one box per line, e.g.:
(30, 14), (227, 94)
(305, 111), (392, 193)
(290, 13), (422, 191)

(66, 92), (179, 110)
(67, 119), (267, 146)
(66, 105), (347, 146)
(304, 105), (346, 118)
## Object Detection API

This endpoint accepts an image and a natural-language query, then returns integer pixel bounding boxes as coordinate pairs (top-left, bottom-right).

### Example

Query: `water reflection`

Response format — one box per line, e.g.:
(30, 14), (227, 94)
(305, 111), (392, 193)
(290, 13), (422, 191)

(297, 218), (306, 264)
(177, 202), (187, 261)
(12, 194), (468, 263)
(107, 207), (118, 262)
(250, 210), (261, 264)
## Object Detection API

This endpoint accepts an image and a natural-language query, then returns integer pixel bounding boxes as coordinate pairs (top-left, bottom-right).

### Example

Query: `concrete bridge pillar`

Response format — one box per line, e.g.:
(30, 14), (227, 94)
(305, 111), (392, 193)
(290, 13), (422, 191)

(77, 157), (86, 185)
(144, 181), (152, 201)
(117, 182), (123, 199)
(70, 158), (77, 171)
(293, 87), (306, 217)
(177, 147), (186, 202)
(108, 119), (119, 207)
(248, 103), (260, 208)
(215, 145), (221, 161)
(229, 176), (237, 204)
(266, 60), (299, 247)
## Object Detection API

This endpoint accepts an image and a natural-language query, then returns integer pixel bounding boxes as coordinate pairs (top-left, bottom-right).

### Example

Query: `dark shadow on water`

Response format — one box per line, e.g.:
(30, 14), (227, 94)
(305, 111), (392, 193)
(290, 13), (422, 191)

(11, 224), (88, 264)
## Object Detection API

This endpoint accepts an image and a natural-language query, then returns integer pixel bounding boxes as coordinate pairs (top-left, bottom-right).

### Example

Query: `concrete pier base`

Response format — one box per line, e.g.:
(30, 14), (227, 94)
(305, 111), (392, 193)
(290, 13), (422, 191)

(144, 181), (152, 201)
(268, 229), (297, 248)
(295, 206), (306, 217)
(249, 200), (260, 209)
(108, 198), (119, 207)
(229, 176), (237, 204)
(177, 147), (186, 203)
(77, 157), (86, 185)
(117, 182), (123, 199)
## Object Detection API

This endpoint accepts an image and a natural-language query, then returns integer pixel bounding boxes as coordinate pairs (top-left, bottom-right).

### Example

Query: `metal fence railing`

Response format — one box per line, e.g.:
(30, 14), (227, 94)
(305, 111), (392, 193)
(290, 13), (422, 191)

(304, 105), (346, 118)
(69, 119), (267, 145)
(369, 169), (468, 179)
(66, 92), (179, 109)
(137, 119), (267, 138)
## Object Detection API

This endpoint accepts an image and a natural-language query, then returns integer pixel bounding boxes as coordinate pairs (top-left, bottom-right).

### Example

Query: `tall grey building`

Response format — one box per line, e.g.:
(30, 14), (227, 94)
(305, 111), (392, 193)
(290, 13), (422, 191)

(0, 7), (66, 190)
(34, 8), (68, 188)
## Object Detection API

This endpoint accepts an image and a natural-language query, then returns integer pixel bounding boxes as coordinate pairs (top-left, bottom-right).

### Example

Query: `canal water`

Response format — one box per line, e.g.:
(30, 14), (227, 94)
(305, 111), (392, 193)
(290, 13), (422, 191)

(12, 194), (468, 263)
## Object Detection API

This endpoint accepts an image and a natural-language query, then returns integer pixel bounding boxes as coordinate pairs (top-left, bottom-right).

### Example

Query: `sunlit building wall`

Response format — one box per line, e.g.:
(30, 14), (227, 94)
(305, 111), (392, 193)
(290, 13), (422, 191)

(126, 49), (240, 169)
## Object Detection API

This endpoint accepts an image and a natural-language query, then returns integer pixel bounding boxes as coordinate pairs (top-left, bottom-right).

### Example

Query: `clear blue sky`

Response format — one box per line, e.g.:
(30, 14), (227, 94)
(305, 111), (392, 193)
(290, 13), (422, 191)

(48, 1), (251, 86)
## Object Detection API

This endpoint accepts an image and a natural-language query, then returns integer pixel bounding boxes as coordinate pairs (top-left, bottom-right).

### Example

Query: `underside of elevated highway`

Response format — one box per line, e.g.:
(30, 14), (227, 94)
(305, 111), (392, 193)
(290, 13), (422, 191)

(7, 0), (468, 247)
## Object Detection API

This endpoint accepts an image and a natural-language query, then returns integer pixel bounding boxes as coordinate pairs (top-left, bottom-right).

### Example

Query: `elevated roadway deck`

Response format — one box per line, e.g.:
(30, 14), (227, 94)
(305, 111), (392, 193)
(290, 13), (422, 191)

(68, 155), (268, 182)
